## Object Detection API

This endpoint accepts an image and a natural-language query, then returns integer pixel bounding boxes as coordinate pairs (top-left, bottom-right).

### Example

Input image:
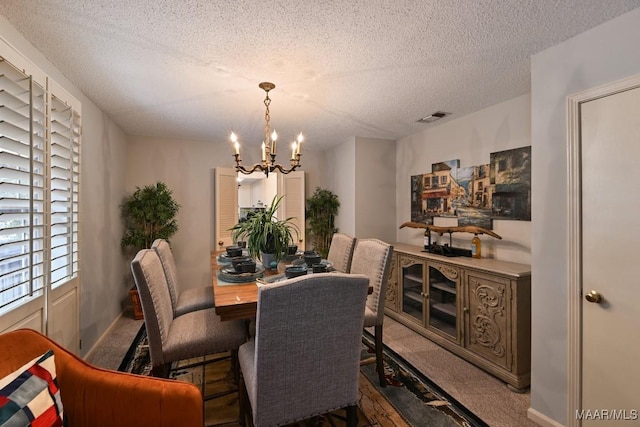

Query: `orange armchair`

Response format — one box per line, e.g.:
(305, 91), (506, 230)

(0, 329), (203, 427)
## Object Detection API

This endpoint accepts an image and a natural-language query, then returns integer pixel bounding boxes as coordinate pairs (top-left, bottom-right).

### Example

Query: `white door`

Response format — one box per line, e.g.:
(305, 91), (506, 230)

(580, 85), (640, 424)
(214, 168), (239, 251)
(279, 171), (306, 250)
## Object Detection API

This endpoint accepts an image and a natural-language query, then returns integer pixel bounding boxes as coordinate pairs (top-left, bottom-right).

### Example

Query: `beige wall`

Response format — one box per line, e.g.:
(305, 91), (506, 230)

(395, 94), (532, 264)
(0, 16), (130, 355)
(325, 139), (357, 235)
(355, 137), (396, 242)
(299, 148), (328, 204)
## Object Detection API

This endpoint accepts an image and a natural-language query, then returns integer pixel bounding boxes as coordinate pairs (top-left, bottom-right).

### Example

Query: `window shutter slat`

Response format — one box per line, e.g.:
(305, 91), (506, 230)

(0, 75), (30, 101)
(0, 104), (30, 123)
(0, 135), (44, 156)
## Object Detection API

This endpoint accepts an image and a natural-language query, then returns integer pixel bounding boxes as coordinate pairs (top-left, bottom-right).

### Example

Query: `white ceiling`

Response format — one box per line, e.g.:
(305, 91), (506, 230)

(2, 1), (639, 151)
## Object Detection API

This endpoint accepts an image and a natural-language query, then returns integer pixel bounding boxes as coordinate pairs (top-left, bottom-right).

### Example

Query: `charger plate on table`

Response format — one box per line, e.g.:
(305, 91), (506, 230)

(218, 264), (265, 283)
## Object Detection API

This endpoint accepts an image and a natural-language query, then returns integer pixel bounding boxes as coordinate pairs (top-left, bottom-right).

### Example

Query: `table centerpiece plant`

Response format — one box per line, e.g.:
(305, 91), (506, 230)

(230, 195), (298, 268)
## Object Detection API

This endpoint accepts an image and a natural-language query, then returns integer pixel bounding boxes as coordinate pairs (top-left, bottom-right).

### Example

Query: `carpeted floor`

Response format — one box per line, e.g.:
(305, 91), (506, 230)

(118, 325), (485, 427)
(86, 309), (535, 427)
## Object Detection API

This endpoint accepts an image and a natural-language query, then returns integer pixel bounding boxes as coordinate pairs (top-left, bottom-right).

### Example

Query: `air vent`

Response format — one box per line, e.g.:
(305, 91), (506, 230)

(417, 111), (450, 123)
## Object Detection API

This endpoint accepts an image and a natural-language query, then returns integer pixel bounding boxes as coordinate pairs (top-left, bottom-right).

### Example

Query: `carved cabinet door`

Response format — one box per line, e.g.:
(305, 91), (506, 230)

(464, 271), (512, 370)
(384, 253), (399, 313)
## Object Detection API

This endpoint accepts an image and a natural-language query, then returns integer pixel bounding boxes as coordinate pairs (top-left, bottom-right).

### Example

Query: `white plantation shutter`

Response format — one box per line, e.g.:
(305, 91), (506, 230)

(0, 55), (80, 312)
(49, 95), (80, 287)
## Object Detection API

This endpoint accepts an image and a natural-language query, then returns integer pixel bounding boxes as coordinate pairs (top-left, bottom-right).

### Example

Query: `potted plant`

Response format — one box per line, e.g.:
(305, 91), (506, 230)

(121, 182), (180, 318)
(121, 182), (180, 251)
(306, 188), (340, 258)
(230, 195), (298, 268)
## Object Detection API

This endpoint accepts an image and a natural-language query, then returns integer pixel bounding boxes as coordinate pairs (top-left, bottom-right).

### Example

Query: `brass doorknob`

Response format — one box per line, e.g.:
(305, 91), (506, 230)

(585, 290), (602, 304)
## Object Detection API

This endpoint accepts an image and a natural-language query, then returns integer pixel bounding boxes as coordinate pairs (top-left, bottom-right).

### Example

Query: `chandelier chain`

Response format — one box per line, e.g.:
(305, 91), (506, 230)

(264, 92), (271, 151)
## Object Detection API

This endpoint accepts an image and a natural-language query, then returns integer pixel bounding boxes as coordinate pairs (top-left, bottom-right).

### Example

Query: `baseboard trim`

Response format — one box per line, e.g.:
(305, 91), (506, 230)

(83, 311), (125, 361)
(528, 407), (565, 427)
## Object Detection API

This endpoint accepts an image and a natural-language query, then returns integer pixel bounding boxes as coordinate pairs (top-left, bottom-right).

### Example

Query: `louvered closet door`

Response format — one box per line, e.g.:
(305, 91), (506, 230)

(214, 167), (239, 250)
(279, 171), (305, 250)
(0, 58), (47, 333)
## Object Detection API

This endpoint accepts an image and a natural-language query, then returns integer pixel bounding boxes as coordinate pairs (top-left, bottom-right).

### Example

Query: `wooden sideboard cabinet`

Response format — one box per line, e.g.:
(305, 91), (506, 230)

(384, 243), (531, 391)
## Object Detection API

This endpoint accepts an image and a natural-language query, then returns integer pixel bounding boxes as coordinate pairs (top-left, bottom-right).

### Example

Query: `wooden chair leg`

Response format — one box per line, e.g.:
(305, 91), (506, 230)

(231, 349), (240, 385)
(151, 362), (170, 378)
(375, 324), (386, 387)
(238, 373), (251, 427)
(346, 405), (358, 427)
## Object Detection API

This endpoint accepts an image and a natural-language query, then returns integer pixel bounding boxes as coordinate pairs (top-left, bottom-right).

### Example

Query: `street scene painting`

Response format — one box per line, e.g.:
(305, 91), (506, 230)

(410, 146), (531, 229)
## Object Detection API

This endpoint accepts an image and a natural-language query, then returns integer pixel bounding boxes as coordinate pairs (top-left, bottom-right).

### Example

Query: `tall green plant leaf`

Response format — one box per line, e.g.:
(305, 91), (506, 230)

(121, 182), (181, 250)
(306, 188), (340, 258)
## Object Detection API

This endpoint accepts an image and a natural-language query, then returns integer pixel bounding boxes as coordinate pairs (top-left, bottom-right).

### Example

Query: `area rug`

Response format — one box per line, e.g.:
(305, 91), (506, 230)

(119, 326), (487, 427)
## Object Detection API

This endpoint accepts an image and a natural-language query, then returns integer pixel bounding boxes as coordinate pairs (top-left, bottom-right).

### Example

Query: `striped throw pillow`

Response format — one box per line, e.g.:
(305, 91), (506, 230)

(0, 350), (64, 427)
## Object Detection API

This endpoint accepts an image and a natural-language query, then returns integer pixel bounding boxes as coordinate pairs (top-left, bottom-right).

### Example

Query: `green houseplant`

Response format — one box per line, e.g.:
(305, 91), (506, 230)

(121, 182), (180, 319)
(306, 188), (340, 258)
(121, 182), (181, 251)
(230, 195), (298, 266)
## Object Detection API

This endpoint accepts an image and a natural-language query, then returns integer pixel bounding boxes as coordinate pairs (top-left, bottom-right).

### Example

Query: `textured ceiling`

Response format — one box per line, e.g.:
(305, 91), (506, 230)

(1, 1), (640, 151)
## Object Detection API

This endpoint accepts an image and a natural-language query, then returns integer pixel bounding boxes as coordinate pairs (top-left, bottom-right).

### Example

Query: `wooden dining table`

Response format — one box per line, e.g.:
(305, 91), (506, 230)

(211, 251), (372, 321)
(211, 251), (282, 321)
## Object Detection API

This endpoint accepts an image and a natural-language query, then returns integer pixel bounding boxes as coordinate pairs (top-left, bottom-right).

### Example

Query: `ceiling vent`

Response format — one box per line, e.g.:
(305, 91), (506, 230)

(417, 111), (450, 123)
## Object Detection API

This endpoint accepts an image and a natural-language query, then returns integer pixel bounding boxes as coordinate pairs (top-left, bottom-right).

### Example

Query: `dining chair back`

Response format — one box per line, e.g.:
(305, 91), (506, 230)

(349, 238), (394, 386)
(152, 238), (215, 317)
(326, 232), (356, 273)
(131, 249), (247, 379)
(238, 273), (369, 427)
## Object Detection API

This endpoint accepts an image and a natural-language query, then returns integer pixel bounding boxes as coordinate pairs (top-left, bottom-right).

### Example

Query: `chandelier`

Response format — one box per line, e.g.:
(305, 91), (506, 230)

(231, 82), (303, 177)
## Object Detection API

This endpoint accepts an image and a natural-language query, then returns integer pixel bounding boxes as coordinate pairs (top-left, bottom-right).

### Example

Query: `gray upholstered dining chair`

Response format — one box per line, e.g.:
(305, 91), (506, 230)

(326, 232), (356, 273)
(131, 249), (248, 380)
(152, 238), (215, 317)
(237, 273), (370, 427)
(349, 238), (394, 387)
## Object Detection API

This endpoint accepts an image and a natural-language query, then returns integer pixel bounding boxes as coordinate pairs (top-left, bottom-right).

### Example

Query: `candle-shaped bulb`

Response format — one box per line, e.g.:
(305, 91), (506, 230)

(296, 137), (302, 155)
(261, 142), (266, 161)
(291, 141), (297, 160)
(271, 130), (277, 154)
(297, 133), (304, 143)
(230, 132), (238, 143)
(234, 141), (240, 155)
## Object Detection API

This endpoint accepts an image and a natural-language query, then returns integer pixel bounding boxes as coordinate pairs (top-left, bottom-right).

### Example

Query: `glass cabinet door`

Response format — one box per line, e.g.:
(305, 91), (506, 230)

(400, 257), (424, 323)
(426, 263), (460, 342)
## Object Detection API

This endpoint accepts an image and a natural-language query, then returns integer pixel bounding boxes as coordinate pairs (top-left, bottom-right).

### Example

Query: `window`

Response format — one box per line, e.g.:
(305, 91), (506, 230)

(0, 56), (80, 312)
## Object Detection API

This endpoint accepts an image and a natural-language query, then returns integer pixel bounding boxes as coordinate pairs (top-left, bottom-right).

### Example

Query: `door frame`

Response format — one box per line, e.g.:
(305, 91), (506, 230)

(566, 73), (640, 427)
